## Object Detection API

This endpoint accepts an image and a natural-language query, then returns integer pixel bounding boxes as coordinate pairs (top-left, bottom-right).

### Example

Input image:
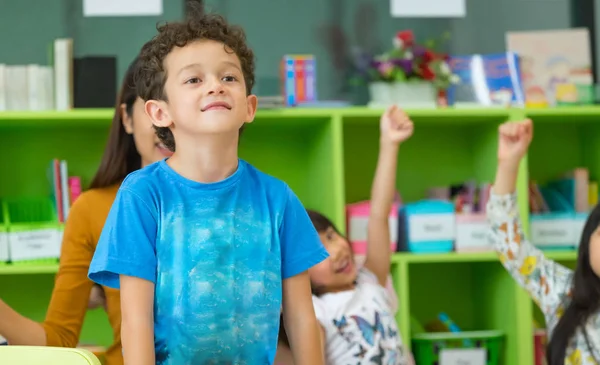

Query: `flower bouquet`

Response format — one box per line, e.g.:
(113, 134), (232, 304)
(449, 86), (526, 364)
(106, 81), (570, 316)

(352, 30), (459, 107)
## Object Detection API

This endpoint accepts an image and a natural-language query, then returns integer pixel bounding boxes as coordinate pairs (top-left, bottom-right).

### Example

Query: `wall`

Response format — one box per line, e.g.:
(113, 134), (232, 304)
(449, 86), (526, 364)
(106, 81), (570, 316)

(0, 0), (577, 101)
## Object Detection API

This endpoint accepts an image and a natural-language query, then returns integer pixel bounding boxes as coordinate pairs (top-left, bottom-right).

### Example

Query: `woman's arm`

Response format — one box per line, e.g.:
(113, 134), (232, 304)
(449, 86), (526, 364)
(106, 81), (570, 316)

(0, 195), (96, 346)
(364, 106), (413, 286)
(0, 300), (46, 345)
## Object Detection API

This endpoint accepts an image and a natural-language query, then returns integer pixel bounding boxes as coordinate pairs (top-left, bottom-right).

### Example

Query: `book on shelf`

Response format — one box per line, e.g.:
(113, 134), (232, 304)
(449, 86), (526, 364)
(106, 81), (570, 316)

(0, 37), (118, 111)
(530, 167), (594, 214)
(506, 28), (594, 107)
(47, 159), (81, 223)
(447, 52), (525, 108)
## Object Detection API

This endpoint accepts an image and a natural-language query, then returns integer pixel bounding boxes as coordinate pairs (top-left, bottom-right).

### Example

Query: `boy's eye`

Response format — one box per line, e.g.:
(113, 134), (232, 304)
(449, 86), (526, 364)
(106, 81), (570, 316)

(185, 77), (201, 84)
(222, 75), (237, 82)
(326, 232), (334, 240)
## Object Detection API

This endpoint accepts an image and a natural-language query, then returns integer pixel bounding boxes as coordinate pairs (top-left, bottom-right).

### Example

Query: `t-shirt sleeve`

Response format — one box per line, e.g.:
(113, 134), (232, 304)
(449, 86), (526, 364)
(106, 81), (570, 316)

(88, 187), (158, 289)
(279, 186), (329, 279)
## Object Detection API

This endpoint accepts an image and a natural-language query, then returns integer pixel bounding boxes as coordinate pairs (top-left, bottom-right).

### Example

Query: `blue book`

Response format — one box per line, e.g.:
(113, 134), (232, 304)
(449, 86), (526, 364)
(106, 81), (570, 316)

(447, 52), (525, 107)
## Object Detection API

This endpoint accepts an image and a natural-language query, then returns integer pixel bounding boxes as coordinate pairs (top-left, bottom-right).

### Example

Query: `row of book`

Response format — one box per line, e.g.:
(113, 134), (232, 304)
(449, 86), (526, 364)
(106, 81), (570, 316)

(1, 37), (118, 112)
(0, 39), (72, 111)
(48, 158), (81, 223)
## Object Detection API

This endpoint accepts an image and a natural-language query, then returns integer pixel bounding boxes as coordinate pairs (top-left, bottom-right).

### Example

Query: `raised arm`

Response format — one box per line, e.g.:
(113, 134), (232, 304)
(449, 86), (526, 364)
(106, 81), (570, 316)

(488, 119), (572, 315)
(0, 195), (96, 347)
(364, 106), (413, 286)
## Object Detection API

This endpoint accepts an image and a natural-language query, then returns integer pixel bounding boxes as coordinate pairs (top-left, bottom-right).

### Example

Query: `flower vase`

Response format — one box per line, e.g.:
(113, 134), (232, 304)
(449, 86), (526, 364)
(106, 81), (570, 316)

(368, 82), (395, 106)
(390, 81), (437, 109)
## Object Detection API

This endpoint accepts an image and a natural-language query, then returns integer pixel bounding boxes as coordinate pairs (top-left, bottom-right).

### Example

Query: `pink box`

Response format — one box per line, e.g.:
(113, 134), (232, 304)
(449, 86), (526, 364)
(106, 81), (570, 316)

(346, 200), (399, 255)
(454, 213), (491, 252)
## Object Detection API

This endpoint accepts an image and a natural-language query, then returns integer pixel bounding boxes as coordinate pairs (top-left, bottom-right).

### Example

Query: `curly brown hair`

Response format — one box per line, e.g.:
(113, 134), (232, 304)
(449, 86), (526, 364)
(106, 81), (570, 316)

(134, 6), (255, 152)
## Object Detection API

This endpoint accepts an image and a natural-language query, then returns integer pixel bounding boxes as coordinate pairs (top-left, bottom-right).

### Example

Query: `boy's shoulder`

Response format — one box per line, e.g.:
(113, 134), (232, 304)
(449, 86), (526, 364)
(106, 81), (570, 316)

(242, 160), (291, 196)
(119, 161), (166, 197)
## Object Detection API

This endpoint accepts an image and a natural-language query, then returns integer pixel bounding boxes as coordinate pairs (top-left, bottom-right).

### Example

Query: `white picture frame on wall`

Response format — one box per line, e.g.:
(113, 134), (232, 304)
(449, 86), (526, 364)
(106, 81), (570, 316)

(83, 0), (163, 17)
(390, 0), (466, 17)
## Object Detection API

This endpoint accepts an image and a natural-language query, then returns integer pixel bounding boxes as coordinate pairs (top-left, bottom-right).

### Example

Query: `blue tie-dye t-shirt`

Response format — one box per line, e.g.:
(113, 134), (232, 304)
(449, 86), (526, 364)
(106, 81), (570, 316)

(88, 159), (329, 365)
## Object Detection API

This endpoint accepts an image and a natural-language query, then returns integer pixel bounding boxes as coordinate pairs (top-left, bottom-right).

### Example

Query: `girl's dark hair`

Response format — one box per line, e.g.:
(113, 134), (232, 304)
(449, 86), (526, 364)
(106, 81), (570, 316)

(89, 57), (142, 189)
(547, 203), (600, 365)
(307, 209), (340, 234)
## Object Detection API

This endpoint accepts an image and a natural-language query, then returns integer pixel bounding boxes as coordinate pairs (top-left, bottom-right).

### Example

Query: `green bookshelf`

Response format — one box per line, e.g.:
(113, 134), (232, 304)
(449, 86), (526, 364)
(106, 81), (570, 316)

(0, 106), (590, 364)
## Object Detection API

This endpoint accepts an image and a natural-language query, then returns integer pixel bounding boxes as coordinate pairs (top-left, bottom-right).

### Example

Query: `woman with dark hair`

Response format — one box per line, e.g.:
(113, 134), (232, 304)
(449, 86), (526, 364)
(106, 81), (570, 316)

(0, 56), (173, 365)
(488, 118), (600, 365)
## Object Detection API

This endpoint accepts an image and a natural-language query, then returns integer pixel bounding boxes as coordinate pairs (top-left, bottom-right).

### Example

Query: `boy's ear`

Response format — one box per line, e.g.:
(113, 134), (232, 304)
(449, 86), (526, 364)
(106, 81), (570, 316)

(145, 100), (173, 128)
(244, 94), (258, 125)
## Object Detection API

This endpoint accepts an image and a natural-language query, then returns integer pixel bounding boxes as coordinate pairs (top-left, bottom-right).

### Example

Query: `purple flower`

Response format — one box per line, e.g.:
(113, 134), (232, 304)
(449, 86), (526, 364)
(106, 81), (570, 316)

(412, 45), (427, 59)
(392, 59), (413, 75)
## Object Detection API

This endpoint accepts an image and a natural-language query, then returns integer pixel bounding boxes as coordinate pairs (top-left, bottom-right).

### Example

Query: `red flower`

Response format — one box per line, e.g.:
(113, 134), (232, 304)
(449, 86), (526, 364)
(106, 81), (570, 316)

(423, 50), (435, 62)
(396, 30), (414, 46)
(420, 64), (436, 80)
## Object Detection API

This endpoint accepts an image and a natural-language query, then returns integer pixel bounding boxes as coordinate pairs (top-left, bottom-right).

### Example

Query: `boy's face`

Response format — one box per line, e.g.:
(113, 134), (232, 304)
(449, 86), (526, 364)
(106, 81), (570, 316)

(147, 39), (257, 139)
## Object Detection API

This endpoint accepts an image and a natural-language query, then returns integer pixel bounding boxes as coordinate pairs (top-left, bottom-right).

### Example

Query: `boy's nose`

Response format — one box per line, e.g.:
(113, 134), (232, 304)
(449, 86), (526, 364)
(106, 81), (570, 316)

(208, 85), (225, 95)
(206, 78), (225, 95)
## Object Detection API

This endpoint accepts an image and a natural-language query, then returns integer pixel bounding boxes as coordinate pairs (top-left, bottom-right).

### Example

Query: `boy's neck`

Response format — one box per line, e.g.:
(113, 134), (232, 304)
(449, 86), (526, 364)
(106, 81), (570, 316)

(167, 133), (240, 183)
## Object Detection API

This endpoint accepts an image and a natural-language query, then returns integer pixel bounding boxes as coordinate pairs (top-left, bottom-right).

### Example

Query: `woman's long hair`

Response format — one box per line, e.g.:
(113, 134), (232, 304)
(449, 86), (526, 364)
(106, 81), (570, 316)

(547, 203), (600, 364)
(88, 57), (142, 189)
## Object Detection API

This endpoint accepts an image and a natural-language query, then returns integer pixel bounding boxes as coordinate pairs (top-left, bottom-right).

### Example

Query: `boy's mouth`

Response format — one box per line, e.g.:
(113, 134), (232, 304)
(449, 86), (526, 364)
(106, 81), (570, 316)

(201, 101), (232, 111)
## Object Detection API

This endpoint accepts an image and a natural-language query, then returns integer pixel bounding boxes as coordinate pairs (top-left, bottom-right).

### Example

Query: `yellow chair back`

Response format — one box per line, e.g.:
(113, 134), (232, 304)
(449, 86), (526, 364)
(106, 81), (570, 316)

(0, 346), (102, 365)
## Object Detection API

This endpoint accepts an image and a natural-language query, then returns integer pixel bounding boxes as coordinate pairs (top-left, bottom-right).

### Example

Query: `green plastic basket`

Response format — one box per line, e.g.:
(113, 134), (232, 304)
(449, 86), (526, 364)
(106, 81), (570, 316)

(2, 198), (62, 265)
(412, 330), (504, 365)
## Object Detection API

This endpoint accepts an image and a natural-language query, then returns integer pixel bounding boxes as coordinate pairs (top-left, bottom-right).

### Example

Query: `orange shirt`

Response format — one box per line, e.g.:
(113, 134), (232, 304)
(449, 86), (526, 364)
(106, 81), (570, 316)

(42, 184), (122, 365)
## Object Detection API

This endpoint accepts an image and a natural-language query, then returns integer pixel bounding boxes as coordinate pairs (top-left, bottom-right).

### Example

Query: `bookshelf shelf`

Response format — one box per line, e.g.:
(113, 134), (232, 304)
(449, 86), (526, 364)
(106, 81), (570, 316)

(0, 106), (587, 364)
(0, 263), (59, 275)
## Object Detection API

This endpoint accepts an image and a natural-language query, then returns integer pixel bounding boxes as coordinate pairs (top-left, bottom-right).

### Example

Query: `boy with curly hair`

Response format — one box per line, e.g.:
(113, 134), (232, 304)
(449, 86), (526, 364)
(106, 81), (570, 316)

(88, 9), (328, 365)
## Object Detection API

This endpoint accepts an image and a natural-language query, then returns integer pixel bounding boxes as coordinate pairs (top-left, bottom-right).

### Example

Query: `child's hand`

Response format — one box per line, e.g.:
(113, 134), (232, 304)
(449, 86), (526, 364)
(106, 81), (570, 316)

(497, 119), (533, 164)
(380, 105), (414, 146)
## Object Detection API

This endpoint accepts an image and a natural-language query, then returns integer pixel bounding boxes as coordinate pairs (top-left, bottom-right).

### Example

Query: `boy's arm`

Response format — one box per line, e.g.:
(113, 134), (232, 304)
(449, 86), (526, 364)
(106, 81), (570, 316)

(88, 185), (158, 364)
(120, 275), (156, 365)
(364, 106), (413, 286)
(489, 120), (572, 315)
(278, 185), (329, 364)
(282, 271), (325, 365)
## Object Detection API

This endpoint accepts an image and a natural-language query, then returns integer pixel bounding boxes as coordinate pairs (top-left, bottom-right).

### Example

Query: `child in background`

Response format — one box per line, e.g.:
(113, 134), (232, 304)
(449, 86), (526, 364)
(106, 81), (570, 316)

(487, 119), (600, 365)
(88, 7), (327, 365)
(280, 105), (414, 365)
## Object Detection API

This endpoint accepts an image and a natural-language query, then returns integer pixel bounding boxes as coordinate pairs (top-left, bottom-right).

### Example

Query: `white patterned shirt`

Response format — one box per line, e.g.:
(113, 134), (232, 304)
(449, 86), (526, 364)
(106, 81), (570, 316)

(312, 268), (409, 365)
(488, 192), (600, 365)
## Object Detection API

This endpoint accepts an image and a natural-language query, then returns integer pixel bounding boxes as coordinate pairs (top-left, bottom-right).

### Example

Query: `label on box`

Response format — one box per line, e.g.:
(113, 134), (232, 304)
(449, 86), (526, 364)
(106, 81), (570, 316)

(530, 218), (574, 246)
(348, 216), (398, 244)
(0, 232), (8, 262)
(456, 222), (489, 248)
(408, 213), (455, 242)
(8, 229), (61, 262)
(440, 348), (486, 365)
